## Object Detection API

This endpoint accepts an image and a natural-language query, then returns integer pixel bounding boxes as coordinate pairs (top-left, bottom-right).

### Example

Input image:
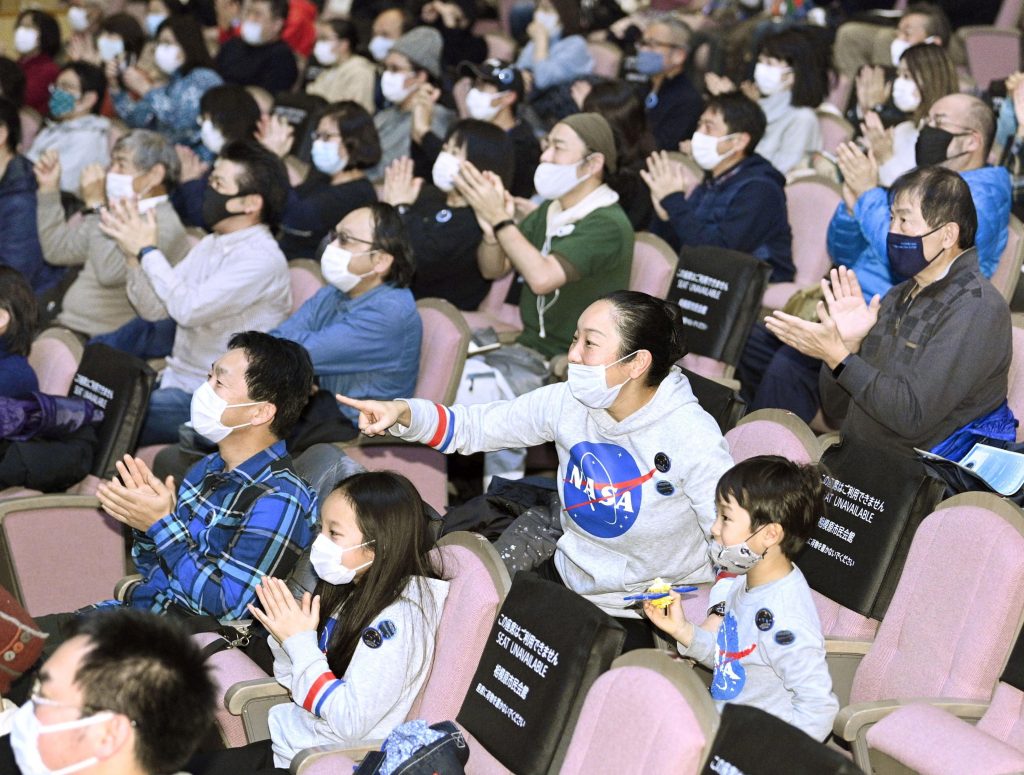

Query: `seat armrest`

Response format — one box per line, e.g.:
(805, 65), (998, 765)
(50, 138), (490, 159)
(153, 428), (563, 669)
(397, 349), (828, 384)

(113, 574), (142, 602)
(291, 741), (385, 773)
(225, 678), (289, 715)
(825, 639), (872, 656)
(835, 697), (990, 742)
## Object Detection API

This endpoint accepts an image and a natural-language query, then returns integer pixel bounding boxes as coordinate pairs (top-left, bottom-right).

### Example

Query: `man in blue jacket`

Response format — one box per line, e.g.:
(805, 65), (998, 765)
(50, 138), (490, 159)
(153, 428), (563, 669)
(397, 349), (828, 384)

(642, 92), (795, 283)
(741, 92), (1010, 421)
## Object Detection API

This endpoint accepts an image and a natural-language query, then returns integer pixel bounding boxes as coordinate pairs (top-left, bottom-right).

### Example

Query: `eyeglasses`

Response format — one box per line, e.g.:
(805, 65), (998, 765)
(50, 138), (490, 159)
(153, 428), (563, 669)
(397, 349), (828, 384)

(639, 38), (682, 49)
(30, 679), (132, 724)
(922, 115), (974, 134)
(327, 229), (375, 248)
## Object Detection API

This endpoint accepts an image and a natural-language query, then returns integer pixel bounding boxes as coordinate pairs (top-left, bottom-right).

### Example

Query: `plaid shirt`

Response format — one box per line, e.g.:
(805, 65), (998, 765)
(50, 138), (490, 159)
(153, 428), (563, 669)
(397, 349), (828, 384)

(124, 440), (317, 619)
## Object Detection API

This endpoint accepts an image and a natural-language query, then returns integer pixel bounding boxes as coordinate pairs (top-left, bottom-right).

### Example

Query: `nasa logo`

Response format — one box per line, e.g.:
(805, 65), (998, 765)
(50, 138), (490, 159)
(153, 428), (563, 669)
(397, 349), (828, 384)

(562, 442), (654, 538)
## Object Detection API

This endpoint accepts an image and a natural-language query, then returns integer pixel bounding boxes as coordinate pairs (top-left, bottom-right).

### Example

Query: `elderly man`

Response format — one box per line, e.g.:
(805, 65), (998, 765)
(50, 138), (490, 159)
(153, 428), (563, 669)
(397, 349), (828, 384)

(35, 130), (190, 339)
(766, 166), (1013, 459)
(637, 15), (703, 151)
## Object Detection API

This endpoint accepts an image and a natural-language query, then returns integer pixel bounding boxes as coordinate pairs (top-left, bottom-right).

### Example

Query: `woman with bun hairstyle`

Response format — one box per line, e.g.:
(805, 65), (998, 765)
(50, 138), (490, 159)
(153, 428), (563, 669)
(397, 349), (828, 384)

(339, 290), (734, 651)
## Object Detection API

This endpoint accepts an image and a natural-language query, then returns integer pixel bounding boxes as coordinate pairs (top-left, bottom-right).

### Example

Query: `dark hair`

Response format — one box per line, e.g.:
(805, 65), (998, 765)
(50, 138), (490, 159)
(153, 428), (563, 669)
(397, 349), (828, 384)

(316, 472), (442, 678)
(603, 290), (687, 387)
(901, 43), (957, 125)
(158, 15), (214, 75)
(446, 118), (513, 188)
(889, 165), (977, 249)
(758, 28), (827, 109)
(0, 58), (26, 108)
(582, 80), (656, 170)
(219, 140), (290, 226)
(99, 13), (147, 60)
(0, 96), (21, 152)
(548, 0), (582, 36)
(253, 0), (289, 22)
(0, 266), (37, 356)
(16, 10), (61, 59)
(319, 101), (381, 170)
(714, 456), (823, 558)
(226, 331), (314, 437)
(905, 2), (953, 46)
(368, 201), (414, 287)
(322, 17), (359, 51)
(60, 61), (106, 114)
(705, 92), (767, 155)
(200, 84), (260, 143)
(68, 610), (216, 775)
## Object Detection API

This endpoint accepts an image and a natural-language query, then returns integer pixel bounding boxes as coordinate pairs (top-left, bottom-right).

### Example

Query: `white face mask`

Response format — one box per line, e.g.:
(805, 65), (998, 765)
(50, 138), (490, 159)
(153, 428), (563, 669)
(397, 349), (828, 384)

(189, 381), (264, 443)
(890, 37), (912, 66)
(466, 87), (504, 121)
(14, 26), (40, 55)
(892, 76), (921, 113)
(105, 171), (136, 202)
(145, 12), (167, 37)
(691, 131), (737, 171)
(311, 139), (346, 175)
(9, 701), (114, 775)
(533, 9), (561, 36)
(68, 6), (91, 32)
(200, 119), (225, 154)
(321, 243), (377, 292)
(567, 350), (637, 409)
(431, 150), (461, 192)
(97, 35), (125, 62)
(240, 19), (264, 45)
(708, 524), (768, 574)
(313, 39), (338, 65)
(154, 42), (183, 75)
(534, 159), (589, 201)
(368, 35), (395, 62)
(754, 62), (789, 96)
(309, 534), (374, 585)
(380, 70), (415, 104)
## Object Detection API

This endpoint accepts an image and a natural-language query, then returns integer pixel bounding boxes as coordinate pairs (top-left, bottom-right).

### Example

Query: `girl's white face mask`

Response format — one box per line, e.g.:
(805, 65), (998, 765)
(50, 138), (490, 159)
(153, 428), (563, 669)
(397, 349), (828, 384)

(9, 700), (114, 775)
(566, 350), (637, 409)
(431, 151), (462, 192)
(753, 62), (789, 96)
(310, 533), (374, 584)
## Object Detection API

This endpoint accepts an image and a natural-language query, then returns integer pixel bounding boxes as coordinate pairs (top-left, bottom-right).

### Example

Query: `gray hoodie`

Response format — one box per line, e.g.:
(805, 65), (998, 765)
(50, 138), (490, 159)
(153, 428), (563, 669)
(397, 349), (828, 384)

(396, 367), (734, 617)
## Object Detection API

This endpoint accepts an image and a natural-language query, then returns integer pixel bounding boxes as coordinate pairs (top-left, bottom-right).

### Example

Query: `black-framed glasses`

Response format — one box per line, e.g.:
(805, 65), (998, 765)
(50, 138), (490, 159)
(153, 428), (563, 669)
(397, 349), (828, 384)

(327, 229), (375, 248)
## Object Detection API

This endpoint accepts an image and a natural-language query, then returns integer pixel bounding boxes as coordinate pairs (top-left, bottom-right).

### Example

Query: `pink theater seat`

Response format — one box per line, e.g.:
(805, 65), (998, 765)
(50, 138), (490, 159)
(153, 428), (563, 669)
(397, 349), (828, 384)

(288, 259), (325, 314)
(1007, 317), (1024, 442)
(724, 408), (820, 464)
(990, 215), (1024, 302)
(812, 591), (878, 642)
(586, 41), (622, 78)
(28, 328), (85, 396)
(815, 110), (854, 156)
(631, 232), (679, 299)
(959, 26), (1022, 93)
(463, 272), (523, 340)
(763, 175), (842, 312)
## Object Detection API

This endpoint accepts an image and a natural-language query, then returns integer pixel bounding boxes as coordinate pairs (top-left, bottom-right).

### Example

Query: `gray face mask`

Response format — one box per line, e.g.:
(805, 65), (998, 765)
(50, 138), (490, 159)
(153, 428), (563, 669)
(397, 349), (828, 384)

(707, 524), (768, 574)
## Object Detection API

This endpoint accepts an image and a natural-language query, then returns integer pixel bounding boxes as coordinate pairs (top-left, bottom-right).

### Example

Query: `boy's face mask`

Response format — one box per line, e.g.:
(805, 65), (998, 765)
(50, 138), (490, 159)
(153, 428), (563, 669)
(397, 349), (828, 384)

(707, 523), (768, 574)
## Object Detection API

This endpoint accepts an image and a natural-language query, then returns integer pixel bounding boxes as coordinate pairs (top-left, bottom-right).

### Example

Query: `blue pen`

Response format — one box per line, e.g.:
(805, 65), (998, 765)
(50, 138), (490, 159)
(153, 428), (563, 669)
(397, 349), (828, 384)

(623, 585), (698, 601)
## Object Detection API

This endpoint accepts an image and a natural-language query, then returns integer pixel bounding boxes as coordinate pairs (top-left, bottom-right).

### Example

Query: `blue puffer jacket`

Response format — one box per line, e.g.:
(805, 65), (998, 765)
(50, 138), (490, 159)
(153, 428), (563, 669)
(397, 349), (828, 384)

(651, 153), (795, 283)
(827, 165), (1011, 301)
(0, 155), (60, 294)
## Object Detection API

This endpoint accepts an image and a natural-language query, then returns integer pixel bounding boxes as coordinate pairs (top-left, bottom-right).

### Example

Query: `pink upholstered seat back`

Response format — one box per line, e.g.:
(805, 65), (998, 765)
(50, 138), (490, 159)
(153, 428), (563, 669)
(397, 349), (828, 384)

(193, 632), (272, 748)
(816, 111), (854, 156)
(786, 176), (841, 288)
(410, 543), (504, 722)
(990, 216), (1023, 302)
(415, 299), (472, 405)
(28, 331), (83, 396)
(1008, 321), (1024, 442)
(811, 590), (879, 641)
(630, 232), (679, 299)
(678, 353), (729, 380)
(586, 42), (622, 78)
(559, 666), (708, 775)
(724, 410), (819, 464)
(978, 683), (1024, 750)
(288, 261), (324, 314)
(850, 503), (1024, 704)
(961, 28), (1022, 93)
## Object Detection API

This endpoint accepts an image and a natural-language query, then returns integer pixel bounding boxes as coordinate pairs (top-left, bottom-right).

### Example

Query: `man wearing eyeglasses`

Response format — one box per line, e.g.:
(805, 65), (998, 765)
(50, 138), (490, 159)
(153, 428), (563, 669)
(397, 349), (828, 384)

(635, 16), (702, 151)
(0, 609), (216, 775)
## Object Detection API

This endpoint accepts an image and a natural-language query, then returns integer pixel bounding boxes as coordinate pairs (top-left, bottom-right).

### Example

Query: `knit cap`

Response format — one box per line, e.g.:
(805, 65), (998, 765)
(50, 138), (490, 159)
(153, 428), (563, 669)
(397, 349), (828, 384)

(560, 112), (618, 173)
(391, 26), (443, 79)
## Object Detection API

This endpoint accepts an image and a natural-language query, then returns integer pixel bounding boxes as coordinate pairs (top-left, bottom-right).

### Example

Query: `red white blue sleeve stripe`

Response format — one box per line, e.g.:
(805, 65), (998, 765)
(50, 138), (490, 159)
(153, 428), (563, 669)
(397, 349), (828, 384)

(303, 671), (345, 717)
(425, 404), (455, 453)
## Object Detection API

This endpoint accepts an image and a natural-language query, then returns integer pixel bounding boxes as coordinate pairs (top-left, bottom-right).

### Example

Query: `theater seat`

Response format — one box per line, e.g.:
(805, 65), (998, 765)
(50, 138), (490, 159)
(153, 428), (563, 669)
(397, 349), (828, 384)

(586, 41), (622, 78)
(992, 215), (1024, 302)
(288, 259), (325, 314)
(815, 110), (854, 156)
(462, 272), (523, 342)
(1008, 316), (1024, 442)
(630, 232), (679, 299)
(723, 408), (820, 464)
(28, 327), (84, 397)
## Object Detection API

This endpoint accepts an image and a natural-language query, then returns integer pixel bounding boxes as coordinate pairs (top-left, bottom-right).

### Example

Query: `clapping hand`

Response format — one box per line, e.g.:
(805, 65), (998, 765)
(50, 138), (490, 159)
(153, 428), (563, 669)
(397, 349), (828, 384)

(382, 157), (422, 206)
(256, 114), (295, 158)
(98, 197), (158, 260)
(97, 455), (176, 532)
(33, 150), (62, 193)
(836, 140), (879, 210)
(248, 576), (319, 644)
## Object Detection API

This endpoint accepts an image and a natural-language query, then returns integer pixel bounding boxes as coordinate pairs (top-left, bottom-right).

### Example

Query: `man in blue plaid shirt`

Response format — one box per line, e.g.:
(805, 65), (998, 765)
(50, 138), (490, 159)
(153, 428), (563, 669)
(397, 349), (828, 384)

(95, 331), (318, 619)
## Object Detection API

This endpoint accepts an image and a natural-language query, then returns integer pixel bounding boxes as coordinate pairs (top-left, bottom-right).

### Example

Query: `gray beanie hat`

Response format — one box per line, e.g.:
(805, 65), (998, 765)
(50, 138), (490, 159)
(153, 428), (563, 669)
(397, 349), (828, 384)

(391, 26), (443, 80)
(560, 112), (618, 173)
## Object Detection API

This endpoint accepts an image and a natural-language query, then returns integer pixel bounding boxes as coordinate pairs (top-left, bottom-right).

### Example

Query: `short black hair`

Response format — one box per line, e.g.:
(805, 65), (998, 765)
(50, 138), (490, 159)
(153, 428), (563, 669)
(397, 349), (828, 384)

(200, 84), (260, 143)
(0, 96), (21, 153)
(905, 2), (953, 46)
(159, 15), (214, 75)
(323, 17), (359, 50)
(16, 10), (61, 59)
(447, 118), (513, 188)
(68, 610), (216, 775)
(890, 165), (978, 249)
(227, 331), (314, 437)
(60, 61), (106, 114)
(0, 57), (26, 108)
(603, 290), (687, 387)
(0, 266), (37, 356)
(319, 101), (381, 170)
(368, 202), (414, 287)
(99, 13), (146, 60)
(219, 140), (290, 227)
(705, 92), (767, 154)
(253, 0), (289, 21)
(715, 456), (824, 559)
(759, 27), (827, 109)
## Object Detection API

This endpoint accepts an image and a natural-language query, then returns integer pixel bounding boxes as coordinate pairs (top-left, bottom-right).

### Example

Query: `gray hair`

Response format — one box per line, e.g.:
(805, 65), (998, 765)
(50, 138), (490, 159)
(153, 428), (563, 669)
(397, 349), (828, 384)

(654, 14), (694, 52)
(114, 129), (180, 188)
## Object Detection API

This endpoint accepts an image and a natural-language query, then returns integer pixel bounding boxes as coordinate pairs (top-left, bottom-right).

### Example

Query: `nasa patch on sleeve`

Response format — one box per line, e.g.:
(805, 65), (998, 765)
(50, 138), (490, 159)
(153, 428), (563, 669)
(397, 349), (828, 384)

(774, 629), (795, 646)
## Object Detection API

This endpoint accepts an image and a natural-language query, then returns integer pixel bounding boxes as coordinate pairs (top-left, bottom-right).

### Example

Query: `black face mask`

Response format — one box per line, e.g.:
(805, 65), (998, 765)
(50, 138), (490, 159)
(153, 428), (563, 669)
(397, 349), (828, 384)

(202, 187), (247, 230)
(915, 125), (969, 168)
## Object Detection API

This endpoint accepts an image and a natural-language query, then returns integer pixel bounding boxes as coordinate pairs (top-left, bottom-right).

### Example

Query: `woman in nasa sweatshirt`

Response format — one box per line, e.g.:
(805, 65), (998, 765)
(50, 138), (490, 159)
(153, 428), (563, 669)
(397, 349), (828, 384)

(339, 290), (734, 648)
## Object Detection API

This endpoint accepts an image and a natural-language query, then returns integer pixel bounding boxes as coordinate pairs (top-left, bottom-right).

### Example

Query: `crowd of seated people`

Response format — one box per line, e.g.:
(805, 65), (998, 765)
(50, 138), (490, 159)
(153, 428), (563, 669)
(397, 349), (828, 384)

(3, 0), (1024, 769)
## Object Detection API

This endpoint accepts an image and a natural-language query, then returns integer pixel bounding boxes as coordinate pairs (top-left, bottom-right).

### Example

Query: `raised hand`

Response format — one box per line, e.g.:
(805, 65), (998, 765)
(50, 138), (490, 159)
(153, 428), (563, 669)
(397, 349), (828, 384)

(382, 157), (422, 206)
(248, 576), (319, 644)
(98, 197), (158, 259)
(256, 114), (295, 158)
(335, 394), (410, 436)
(820, 266), (880, 352)
(33, 150), (62, 193)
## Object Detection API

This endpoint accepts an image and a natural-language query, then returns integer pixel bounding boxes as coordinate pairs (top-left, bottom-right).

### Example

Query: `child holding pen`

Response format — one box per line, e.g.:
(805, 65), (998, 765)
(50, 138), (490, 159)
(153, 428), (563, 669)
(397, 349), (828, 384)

(645, 456), (839, 741)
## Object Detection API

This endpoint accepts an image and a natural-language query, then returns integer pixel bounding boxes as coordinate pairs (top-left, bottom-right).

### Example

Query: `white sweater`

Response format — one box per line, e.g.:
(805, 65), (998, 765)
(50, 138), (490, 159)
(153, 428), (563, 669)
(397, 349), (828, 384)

(395, 367), (734, 617)
(266, 576), (450, 766)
